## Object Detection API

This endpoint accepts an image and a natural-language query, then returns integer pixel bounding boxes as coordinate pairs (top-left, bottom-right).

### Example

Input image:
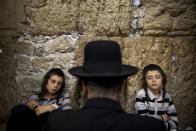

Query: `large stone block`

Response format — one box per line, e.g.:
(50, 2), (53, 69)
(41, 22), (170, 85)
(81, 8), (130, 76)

(32, 57), (59, 71)
(167, 37), (196, 128)
(141, 0), (196, 36)
(15, 40), (34, 55)
(44, 36), (75, 53)
(78, 0), (132, 36)
(0, 13), (16, 30)
(0, 0), (26, 36)
(25, 0), (133, 36)
(25, 0), (79, 35)
(0, 54), (17, 123)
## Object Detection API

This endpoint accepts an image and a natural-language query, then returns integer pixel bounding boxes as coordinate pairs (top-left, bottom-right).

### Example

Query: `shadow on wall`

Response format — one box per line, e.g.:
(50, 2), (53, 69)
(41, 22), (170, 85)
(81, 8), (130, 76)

(0, 37), (18, 128)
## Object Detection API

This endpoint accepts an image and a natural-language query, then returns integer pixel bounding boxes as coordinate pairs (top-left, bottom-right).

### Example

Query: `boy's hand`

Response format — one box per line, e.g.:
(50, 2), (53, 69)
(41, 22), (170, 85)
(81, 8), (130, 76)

(28, 99), (38, 110)
(162, 113), (169, 122)
(34, 105), (56, 116)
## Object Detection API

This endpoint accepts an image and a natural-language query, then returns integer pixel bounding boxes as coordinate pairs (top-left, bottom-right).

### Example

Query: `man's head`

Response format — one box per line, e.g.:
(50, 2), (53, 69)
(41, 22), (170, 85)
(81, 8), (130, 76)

(69, 40), (138, 108)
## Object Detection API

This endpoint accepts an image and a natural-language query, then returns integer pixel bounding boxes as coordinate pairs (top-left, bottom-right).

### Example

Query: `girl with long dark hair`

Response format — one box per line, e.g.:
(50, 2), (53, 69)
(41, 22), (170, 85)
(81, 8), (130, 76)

(6, 68), (71, 131)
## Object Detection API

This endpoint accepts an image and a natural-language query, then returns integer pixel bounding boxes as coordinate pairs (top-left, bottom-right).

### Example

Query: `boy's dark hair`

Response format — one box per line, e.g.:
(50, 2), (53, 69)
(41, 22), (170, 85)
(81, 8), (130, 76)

(38, 68), (66, 102)
(142, 64), (167, 102)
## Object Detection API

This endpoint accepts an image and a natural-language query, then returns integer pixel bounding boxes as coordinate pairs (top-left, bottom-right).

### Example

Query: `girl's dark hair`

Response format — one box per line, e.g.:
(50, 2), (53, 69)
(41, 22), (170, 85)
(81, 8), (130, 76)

(38, 68), (66, 102)
(142, 64), (167, 102)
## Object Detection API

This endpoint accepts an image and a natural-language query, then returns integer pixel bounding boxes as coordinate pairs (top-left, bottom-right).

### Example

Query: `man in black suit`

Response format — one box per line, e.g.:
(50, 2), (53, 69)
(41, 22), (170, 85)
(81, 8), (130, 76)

(46, 40), (167, 131)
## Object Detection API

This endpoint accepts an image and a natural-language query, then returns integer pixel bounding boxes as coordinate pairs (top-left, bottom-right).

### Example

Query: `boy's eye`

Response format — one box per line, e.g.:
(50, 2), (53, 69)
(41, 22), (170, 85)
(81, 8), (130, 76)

(155, 75), (161, 79)
(147, 77), (152, 80)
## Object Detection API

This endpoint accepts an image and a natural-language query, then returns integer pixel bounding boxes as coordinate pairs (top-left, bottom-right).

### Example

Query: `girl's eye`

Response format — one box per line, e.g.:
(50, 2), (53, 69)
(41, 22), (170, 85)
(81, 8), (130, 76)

(51, 80), (56, 83)
(57, 82), (63, 87)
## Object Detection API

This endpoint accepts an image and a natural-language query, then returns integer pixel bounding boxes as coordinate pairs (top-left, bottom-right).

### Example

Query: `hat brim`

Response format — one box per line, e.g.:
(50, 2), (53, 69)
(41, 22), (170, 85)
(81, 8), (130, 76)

(68, 65), (138, 78)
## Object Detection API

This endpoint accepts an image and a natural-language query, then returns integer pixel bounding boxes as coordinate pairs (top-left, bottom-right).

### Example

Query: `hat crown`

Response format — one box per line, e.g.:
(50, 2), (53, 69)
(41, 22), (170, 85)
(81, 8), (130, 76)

(83, 40), (122, 74)
(68, 40), (138, 77)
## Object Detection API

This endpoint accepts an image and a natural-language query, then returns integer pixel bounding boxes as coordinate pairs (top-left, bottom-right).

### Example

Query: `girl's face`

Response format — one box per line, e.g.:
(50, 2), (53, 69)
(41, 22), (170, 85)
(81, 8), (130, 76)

(145, 70), (163, 91)
(46, 75), (63, 95)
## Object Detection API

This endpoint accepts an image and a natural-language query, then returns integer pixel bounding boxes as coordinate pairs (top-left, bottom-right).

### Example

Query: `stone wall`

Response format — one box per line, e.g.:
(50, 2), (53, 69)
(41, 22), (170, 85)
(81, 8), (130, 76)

(0, 0), (195, 130)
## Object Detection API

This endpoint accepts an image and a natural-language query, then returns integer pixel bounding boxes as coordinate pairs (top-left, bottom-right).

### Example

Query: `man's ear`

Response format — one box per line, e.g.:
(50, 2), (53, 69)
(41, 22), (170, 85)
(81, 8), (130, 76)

(81, 80), (88, 93)
(121, 79), (126, 89)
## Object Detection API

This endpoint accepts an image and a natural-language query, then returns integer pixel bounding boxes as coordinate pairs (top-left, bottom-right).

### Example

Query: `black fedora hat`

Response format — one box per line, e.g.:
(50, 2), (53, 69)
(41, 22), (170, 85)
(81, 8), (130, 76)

(68, 40), (138, 77)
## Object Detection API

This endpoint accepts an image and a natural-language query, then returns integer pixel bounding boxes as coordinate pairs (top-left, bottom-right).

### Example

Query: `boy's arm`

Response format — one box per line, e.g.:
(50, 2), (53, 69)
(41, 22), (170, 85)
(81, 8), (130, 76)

(135, 92), (163, 121)
(58, 92), (72, 110)
(135, 92), (148, 115)
(166, 99), (179, 130)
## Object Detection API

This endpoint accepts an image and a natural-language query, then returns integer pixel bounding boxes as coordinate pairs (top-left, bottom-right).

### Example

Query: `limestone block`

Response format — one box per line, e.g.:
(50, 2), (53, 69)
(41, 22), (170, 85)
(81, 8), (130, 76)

(15, 40), (35, 56)
(0, 0), (15, 29)
(0, 43), (16, 57)
(171, 4), (196, 36)
(16, 55), (32, 74)
(167, 37), (196, 128)
(59, 53), (76, 87)
(44, 36), (75, 53)
(143, 13), (172, 35)
(15, 0), (27, 33)
(0, 13), (16, 30)
(15, 75), (43, 101)
(59, 53), (75, 70)
(0, 55), (17, 122)
(141, 0), (196, 36)
(32, 57), (59, 71)
(79, 0), (132, 36)
(0, 0), (26, 36)
(25, 0), (79, 35)
(26, 0), (133, 36)
(0, 30), (17, 37)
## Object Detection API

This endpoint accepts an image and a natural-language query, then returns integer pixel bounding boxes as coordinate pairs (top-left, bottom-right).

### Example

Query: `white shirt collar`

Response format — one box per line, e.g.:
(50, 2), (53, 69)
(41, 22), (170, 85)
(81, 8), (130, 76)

(147, 88), (163, 101)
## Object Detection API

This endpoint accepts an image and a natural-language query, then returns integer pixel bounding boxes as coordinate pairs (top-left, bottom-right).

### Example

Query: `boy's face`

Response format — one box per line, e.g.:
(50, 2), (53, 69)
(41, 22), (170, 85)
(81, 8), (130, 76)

(145, 70), (163, 91)
(46, 75), (63, 95)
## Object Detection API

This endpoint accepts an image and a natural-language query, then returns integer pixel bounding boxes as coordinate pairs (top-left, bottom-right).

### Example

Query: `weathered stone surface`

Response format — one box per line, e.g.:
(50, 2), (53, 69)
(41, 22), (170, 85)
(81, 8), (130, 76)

(16, 55), (32, 75)
(25, 0), (133, 36)
(167, 37), (196, 128)
(15, 40), (34, 55)
(32, 57), (59, 71)
(171, 4), (196, 36)
(141, 0), (196, 36)
(44, 36), (75, 53)
(25, 0), (79, 35)
(0, 0), (27, 37)
(15, 75), (43, 102)
(59, 52), (77, 87)
(0, 44), (17, 123)
(78, 0), (133, 36)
